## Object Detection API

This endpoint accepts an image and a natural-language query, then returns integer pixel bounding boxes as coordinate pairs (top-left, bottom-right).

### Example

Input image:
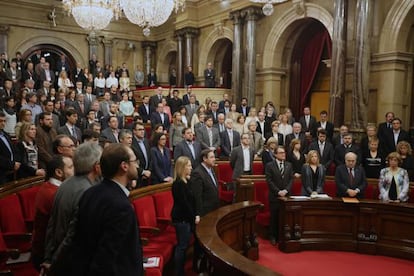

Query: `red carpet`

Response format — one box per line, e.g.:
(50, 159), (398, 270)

(256, 238), (414, 276)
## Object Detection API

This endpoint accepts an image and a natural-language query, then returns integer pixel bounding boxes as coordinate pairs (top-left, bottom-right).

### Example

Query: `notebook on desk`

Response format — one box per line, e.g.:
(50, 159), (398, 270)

(342, 197), (360, 203)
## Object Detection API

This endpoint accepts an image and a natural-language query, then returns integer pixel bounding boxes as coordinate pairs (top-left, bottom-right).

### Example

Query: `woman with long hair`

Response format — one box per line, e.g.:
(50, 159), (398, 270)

(287, 138), (305, 178)
(396, 141), (414, 181)
(169, 112), (185, 151)
(94, 71), (106, 97)
(15, 122), (45, 179)
(178, 106), (188, 127)
(226, 103), (240, 122)
(171, 156), (198, 276)
(378, 152), (410, 202)
(150, 132), (173, 184)
(301, 150), (325, 196)
(57, 70), (74, 90)
(15, 108), (32, 139)
(119, 92), (134, 116)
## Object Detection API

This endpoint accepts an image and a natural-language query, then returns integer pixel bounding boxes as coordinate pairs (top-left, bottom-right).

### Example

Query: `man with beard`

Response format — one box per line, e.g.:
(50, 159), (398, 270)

(36, 112), (58, 169)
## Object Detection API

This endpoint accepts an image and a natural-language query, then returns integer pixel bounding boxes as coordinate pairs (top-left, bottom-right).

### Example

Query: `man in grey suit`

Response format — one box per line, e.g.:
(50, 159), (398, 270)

(204, 62), (215, 88)
(248, 120), (264, 157)
(196, 115), (220, 151)
(43, 143), (102, 273)
(174, 127), (202, 168)
(185, 94), (199, 124)
(230, 133), (254, 180)
(100, 116), (120, 144)
(57, 109), (82, 145)
(83, 84), (96, 112)
(220, 118), (240, 157)
(265, 146), (293, 245)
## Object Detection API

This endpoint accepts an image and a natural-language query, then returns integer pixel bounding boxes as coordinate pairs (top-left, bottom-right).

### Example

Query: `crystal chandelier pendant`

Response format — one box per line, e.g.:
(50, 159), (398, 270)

(262, 3), (274, 16)
(249, 0), (288, 17)
(143, 26), (151, 37)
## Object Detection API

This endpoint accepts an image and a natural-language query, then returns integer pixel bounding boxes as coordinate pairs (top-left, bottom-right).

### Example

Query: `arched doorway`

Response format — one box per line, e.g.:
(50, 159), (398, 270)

(207, 38), (233, 88)
(289, 19), (331, 119)
(22, 44), (77, 80)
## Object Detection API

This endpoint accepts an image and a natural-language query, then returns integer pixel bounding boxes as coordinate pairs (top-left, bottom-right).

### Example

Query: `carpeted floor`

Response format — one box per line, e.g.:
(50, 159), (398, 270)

(256, 238), (414, 276)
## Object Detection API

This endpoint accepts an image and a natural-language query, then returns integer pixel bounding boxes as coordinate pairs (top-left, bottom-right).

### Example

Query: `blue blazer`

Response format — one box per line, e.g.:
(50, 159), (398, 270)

(150, 147), (172, 184)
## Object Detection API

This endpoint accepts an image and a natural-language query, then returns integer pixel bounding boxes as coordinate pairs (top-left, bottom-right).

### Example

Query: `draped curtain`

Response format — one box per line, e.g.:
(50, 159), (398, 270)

(299, 30), (332, 110)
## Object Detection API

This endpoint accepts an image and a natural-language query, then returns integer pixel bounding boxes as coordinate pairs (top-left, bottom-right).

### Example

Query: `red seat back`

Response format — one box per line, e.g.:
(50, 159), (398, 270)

(132, 196), (157, 228)
(152, 191), (173, 219)
(254, 180), (269, 212)
(0, 194), (27, 234)
(252, 162), (264, 175)
(364, 183), (379, 200)
(291, 178), (302, 196)
(17, 186), (41, 223)
(216, 162), (233, 183)
(324, 180), (337, 197)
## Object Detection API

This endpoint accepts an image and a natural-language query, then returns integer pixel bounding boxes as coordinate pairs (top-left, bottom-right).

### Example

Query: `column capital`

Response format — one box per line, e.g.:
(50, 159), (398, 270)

(86, 32), (99, 46)
(141, 41), (157, 49)
(175, 27), (199, 38)
(102, 38), (114, 46)
(229, 10), (243, 25)
(241, 6), (263, 21)
(0, 25), (10, 35)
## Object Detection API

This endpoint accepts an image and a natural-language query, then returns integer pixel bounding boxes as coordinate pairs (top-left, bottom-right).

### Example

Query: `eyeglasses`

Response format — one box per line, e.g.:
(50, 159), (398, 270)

(0, 119), (6, 123)
(60, 144), (76, 148)
(128, 159), (138, 164)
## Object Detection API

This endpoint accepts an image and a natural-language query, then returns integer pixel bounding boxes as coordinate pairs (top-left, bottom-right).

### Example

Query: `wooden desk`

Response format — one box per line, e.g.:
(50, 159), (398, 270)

(279, 198), (414, 260)
(196, 201), (279, 275)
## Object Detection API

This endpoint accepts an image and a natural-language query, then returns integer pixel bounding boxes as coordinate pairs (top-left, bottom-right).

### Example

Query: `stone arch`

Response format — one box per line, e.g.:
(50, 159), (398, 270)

(198, 26), (233, 76)
(15, 35), (85, 66)
(262, 3), (333, 69)
(156, 40), (177, 83)
(379, 0), (414, 52)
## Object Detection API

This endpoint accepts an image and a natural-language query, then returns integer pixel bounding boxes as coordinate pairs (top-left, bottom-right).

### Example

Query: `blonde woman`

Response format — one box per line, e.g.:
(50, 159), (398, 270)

(301, 150), (325, 196)
(171, 156), (198, 276)
(378, 152), (409, 202)
(57, 70), (73, 90)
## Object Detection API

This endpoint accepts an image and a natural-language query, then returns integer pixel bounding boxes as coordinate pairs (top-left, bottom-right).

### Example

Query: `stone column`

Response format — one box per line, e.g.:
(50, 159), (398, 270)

(184, 28), (199, 69)
(0, 25), (9, 55)
(102, 38), (113, 66)
(329, 0), (348, 127)
(351, 0), (372, 129)
(86, 31), (99, 59)
(241, 7), (262, 108)
(229, 10), (243, 104)
(176, 33), (184, 87)
(142, 41), (157, 75)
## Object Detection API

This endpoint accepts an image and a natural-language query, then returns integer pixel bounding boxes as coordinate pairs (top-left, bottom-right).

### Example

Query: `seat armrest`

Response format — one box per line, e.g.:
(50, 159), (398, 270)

(139, 226), (161, 235)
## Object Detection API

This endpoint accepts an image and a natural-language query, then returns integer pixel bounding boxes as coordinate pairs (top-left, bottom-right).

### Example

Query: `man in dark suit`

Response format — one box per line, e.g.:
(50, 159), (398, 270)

(150, 103), (170, 131)
(335, 152), (367, 198)
(56, 54), (70, 76)
(298, 106), (317, 139)
(167, 89), (183, 114)
(265, 146), (293, 245)
(58, 144), (144, 275)
(184, 66), (195, 87)
(220, 118), (241, 157)
(100, 116), (120, 144)
(382, 117), (410, 155)
(174, 127), (202, 168)
(236, 97), (250, 117)
(307, 129), (334, 171)
(204, 62), (216, 88)
(137, 95), (153, 124)
(377, 112), (394, 145)
(131, 122), (152, 187)
(149, 86), (164, 108)
(284, 122), (306, 151)
(331, 125), (349, 148)
(206, 101), (220, 124)
(184, 94), (199, 124)
(189, 149), (220, 272)
(334, 133), (361, 166)
(315, 110), (334, 141)
(0, 111), (19, 185)
(230, 133), (254, 180)
(57, 109), (82, 145)
(39, 62), (55, 85)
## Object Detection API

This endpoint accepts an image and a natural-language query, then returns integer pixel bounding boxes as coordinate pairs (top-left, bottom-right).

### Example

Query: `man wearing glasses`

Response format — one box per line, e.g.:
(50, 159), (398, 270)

(265, 146), (293, 245)
(52, 135), (76, 159)
(131, 122), (151, 187)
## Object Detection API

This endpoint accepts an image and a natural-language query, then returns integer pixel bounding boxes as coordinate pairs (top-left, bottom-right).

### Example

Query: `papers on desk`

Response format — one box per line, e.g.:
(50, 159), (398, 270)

(310, 194), (331, 199)
(342, 197), (360, 203)
(143, 257), (160, 268)
(6, 252), (31, 264)
(290, 196), (310, 200)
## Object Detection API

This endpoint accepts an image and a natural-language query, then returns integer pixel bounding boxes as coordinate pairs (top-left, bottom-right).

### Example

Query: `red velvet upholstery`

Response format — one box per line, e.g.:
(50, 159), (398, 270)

(254, 180), (270, 227)
(364, 183), (379, 200)
(324, 180), (337, 197)
(252, 162), (264, 175)
(216, 162), (233, 184)
(152, 191), (175, 233)
(17, 186), (41, 229)
(291, 178), (302, 196)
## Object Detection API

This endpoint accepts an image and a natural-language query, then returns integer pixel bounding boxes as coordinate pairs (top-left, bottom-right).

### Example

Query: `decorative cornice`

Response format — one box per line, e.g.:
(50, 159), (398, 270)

(141, 41), (157, 49)
(229, 10), (243, 25)
(175, 27), (200, 38)
(240, 6), (263, 21)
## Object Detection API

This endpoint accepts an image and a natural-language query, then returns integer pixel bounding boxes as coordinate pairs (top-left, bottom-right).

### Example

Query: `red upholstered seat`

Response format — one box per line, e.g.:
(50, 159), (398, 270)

(216, 162), (233, 184)
(0, 195), (31, 252)
(364, 183), (379, 200)
(254, 180), (270, 227)
(324, 180), (337, 197)
(291, 178), (302, 196)
(152, 191), (175, 233)
(252, 162), (264, 175)
(17, 186), (41, 230)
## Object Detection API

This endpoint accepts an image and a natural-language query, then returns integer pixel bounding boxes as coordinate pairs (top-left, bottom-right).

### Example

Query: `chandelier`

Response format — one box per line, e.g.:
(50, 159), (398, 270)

(120, 0), (185, 37)
(62, 0), (121, 31)
(250, 0), (288, 16)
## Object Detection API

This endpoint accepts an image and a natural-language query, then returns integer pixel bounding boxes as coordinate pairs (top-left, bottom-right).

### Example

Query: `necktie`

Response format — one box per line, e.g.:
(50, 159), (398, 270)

(208, 169), (217, 187)
(349, 168), (354, 187)
(188, 142), (195, 160)
(279, 162), (284, 176)
(229, 130), (233, 149)
(72, 127), (77, 139)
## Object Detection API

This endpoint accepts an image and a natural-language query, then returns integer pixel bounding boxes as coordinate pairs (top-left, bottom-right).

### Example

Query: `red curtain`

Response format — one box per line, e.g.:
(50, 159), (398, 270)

(300, 30), (332, 109)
